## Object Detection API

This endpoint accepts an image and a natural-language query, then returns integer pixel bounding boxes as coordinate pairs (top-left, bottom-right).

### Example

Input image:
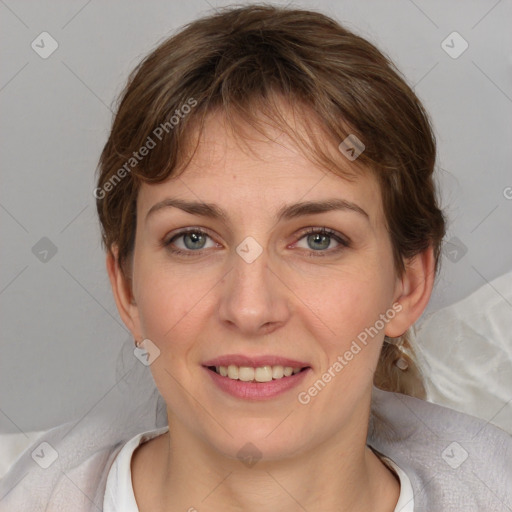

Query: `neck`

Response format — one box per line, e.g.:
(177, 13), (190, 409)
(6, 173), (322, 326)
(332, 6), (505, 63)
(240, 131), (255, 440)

(132, 415), (400, 512)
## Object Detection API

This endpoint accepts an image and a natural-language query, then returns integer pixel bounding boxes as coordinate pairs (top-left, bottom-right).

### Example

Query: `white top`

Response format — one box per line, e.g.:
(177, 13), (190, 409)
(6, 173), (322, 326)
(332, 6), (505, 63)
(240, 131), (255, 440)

(103, 426), (414, 512)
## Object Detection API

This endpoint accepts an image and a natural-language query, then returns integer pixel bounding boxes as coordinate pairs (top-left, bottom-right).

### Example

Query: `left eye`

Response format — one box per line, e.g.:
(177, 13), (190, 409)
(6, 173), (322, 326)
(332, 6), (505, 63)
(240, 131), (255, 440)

(294, 227), (349, 254)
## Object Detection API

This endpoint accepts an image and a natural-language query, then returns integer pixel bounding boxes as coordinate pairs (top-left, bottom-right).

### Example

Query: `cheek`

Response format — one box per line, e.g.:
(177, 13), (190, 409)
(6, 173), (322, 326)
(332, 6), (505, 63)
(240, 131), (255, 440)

(133, 259), (216, 346)
(287, 262), (396, 387)
(318, 281), (388, 360)
(291, 260), (394, 336)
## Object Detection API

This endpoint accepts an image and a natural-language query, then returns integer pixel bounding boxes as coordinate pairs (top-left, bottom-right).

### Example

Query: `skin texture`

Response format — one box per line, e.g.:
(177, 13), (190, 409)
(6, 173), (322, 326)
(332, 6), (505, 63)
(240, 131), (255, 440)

(107, 104), (435, 511)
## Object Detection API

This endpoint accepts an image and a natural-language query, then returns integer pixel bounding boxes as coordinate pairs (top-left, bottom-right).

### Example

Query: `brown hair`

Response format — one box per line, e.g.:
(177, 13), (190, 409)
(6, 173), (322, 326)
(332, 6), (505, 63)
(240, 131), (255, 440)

(95, 4), (446, 399)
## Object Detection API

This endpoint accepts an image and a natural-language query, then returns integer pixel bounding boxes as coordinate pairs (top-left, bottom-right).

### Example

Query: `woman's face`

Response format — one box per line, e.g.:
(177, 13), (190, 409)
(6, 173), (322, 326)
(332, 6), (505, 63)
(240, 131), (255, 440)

(125, 108), (405, 460)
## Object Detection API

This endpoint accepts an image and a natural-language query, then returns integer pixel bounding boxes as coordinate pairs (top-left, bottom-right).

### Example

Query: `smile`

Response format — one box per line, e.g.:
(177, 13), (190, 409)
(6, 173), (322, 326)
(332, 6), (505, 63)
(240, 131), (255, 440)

(204, 365), (311, 400)
(208, 364), (307, 382)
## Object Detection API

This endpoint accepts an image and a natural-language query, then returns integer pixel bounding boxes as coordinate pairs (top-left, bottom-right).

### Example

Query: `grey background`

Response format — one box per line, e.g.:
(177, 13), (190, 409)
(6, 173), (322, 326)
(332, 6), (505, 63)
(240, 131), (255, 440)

(1, 0), (511, 433)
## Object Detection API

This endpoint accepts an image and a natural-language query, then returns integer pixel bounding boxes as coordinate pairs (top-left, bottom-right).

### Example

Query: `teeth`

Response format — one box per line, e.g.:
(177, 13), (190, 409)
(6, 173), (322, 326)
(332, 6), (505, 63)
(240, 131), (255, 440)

(239, 366), (255, 382)
(213, 364), (304, 382)
(255, 366), (273, 382)
(227, 365), (238, 379)
(272, 365), (284, 379)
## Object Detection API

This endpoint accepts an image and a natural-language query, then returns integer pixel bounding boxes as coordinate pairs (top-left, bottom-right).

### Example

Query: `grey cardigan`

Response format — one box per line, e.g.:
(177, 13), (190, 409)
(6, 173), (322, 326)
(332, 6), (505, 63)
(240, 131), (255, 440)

(1, 386), (510, 511)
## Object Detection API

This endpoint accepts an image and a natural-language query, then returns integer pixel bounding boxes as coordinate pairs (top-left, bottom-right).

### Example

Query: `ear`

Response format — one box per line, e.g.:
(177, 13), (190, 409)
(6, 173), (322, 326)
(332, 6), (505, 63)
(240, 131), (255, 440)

(106, 244), (143, 341)
(385, 245), (435, 337)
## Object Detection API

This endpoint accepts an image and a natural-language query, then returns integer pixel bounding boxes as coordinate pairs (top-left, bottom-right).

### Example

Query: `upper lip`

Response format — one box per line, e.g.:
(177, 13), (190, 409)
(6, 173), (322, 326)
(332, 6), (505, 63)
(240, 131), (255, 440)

(203, 354), (311, 368)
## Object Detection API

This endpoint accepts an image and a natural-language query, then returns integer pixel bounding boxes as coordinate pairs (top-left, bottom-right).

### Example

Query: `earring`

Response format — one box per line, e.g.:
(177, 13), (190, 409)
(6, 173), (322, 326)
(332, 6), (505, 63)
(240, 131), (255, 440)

(384, 336), (409, 371)
(394, 340), (409, 371)
(394, 355), (409, 371)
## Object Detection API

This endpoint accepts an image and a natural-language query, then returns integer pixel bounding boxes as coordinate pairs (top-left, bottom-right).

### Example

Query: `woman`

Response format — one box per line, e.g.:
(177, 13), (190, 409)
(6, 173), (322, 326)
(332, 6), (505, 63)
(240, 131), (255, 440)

(1, 4), (510, 511)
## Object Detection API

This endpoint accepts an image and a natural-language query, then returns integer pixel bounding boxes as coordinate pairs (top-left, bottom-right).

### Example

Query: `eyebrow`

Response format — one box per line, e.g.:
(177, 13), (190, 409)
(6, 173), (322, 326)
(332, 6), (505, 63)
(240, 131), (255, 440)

(145, 197), (369, 224)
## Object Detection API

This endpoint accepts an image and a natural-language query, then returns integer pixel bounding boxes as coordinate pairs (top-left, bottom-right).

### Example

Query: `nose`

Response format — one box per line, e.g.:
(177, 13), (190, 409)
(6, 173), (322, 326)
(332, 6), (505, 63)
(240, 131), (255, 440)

(217, 241), (291, 337)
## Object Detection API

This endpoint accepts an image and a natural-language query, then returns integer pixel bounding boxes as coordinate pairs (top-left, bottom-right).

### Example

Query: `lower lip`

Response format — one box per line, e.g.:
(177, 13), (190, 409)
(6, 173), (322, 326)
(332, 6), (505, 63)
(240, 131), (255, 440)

(204, 366), (311, 400)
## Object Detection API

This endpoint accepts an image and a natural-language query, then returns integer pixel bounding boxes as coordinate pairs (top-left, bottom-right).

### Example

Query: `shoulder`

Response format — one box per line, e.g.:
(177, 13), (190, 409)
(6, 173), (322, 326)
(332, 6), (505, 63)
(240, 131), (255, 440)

(368, 387), (512, 511)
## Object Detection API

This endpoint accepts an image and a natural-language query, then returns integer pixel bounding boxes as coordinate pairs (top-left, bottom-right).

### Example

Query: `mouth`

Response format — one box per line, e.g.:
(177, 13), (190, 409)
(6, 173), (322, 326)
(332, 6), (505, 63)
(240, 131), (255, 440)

(205, 364), (310, 383)
(201, 355), (311, 399)
(202, 355), (312, 399)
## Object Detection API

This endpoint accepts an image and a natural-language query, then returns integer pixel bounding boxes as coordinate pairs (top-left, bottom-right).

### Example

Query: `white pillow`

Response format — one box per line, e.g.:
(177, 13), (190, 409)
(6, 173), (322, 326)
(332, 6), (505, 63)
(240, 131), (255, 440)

(414, 270), (512, 434)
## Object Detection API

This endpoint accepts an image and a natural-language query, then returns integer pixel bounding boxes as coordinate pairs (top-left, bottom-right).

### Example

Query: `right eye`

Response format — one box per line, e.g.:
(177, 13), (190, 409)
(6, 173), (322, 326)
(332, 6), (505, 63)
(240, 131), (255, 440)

(163, 228), (219, 256)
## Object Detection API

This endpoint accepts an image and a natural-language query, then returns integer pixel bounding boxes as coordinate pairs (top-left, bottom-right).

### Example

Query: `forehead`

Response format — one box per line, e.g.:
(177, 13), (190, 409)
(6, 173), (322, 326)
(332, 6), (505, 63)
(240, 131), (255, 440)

(137, 108), (385, 230)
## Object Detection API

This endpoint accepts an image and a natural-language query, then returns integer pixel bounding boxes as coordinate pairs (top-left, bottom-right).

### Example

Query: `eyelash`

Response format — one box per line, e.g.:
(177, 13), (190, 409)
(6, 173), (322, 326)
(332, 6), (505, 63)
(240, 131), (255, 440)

(162, 227), (350, 258)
